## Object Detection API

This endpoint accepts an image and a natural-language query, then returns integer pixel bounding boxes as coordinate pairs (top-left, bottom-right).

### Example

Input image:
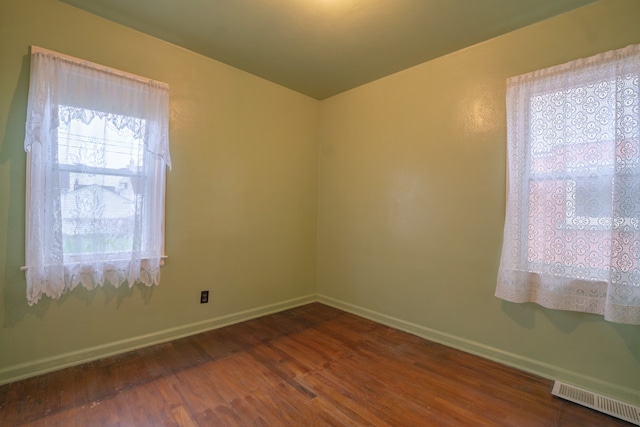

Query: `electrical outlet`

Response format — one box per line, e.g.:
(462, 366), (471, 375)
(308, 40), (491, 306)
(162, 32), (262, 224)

(200, 290), (209, 304)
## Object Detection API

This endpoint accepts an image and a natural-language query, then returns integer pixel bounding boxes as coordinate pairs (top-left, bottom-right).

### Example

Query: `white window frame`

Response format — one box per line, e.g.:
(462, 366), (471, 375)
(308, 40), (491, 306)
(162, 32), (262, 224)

(22, 47), (170, 304)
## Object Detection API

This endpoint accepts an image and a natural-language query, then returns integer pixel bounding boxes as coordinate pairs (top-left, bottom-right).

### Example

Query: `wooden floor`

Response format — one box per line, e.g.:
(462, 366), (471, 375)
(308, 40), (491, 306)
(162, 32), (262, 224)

(0, 303), (631, 426)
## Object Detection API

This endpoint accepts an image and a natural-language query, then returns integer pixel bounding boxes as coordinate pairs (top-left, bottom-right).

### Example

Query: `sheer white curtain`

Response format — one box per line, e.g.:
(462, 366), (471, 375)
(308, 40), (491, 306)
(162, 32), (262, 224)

(24, 47), (171, 305)
(496, 44), (640, 325)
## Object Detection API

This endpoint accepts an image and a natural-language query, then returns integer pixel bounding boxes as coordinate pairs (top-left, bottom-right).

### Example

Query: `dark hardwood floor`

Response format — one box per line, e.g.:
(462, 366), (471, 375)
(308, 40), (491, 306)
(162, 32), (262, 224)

(0, 303), (631, 426)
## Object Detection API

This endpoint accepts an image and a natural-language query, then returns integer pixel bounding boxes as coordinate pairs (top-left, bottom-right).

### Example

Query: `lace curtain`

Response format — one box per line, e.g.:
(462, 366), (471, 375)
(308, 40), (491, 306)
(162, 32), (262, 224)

(24, 47), (171, 305)
(496, 44), (640, 325)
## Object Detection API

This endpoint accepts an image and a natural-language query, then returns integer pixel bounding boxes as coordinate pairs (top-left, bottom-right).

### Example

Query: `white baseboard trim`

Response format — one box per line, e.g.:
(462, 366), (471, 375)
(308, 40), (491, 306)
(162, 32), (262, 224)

(0, 294), (316, 386)
(317, 294), (639, 406)
(3, 293), (636, 406)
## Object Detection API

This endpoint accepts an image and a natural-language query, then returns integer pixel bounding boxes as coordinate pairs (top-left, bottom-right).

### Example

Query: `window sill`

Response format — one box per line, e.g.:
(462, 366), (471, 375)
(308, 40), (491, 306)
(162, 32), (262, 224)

(20, 255), (168, 271)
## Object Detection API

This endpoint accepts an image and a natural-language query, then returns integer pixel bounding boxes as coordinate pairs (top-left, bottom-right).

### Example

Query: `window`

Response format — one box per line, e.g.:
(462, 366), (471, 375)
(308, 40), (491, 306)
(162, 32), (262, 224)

(496, 44), (640, 325)
(23, 47), (171, 305)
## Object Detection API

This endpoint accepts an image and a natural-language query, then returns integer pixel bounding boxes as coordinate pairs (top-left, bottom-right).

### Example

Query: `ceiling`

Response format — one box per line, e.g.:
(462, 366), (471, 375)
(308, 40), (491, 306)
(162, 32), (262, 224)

(60, 0), (598, 100)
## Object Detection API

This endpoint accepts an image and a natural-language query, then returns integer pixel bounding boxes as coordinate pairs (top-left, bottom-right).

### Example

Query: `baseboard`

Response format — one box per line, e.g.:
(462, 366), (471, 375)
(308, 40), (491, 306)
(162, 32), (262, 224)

(3, 292), (636, 406)
(0, 294), (316, 386)
(317, 294), (639, 406)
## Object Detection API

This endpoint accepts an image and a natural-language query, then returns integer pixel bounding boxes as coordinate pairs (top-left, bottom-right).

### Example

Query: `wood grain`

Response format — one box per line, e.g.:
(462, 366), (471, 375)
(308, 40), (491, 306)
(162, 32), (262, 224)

(0, 303), (630, 426)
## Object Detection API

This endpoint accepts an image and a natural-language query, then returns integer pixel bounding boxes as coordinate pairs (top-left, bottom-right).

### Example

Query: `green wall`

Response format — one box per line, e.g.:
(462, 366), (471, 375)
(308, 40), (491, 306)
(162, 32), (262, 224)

(318, 0), (639, 404)
(0, 0), (319, 382)
(1, 0), (638, 406)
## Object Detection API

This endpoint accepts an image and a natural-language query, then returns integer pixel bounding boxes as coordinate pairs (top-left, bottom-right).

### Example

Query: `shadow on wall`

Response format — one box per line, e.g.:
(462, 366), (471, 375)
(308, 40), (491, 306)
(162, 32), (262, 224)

(501, 300), (640, 362)
(0, 54), (155, 328)
(0, 53), (32, 327)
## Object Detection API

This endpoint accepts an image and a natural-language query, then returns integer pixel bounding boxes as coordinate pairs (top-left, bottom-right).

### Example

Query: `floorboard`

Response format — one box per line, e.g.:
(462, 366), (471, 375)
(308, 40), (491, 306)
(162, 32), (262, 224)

(0, 303), (631, 426)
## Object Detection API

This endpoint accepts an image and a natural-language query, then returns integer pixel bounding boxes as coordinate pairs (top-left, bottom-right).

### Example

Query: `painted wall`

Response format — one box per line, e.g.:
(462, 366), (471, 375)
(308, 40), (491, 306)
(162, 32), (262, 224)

(0, 0), (319, 382)
(1, 0), (638, 406)
(318, 0), (639, 404)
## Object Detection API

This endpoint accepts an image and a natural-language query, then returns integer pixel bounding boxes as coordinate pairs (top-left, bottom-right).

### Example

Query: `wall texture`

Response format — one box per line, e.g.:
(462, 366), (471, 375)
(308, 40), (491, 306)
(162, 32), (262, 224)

(0, 0), (319, 383)
(1, 0), (638, 406)
(318, 0), (640, 404)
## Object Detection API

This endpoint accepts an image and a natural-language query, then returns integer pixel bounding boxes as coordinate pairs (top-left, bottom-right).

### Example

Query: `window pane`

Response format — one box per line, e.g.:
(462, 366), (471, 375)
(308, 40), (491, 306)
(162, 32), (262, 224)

(573, 175), (612, 218)
(57, 106), (146, 260)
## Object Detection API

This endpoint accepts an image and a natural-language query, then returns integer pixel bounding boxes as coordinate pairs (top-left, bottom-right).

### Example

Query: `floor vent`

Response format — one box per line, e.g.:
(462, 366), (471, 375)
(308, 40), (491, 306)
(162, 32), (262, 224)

(552, 381), (640, 426)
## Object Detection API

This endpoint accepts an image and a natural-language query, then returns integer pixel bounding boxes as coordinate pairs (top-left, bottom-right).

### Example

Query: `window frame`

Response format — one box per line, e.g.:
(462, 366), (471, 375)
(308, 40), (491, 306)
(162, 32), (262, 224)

(54, 104), (158, 264)
(524, 72), (640, 235)
(496, 43), (640, 325)
(22, 46), (170, 278)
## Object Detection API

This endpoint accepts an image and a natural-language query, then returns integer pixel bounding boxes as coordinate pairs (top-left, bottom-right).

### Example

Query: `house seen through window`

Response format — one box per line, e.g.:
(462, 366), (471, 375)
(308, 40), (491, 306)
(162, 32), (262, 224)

(525, 74), (639, 281)
(496, 44), (640, 325)
(57, 107), (148, 261)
